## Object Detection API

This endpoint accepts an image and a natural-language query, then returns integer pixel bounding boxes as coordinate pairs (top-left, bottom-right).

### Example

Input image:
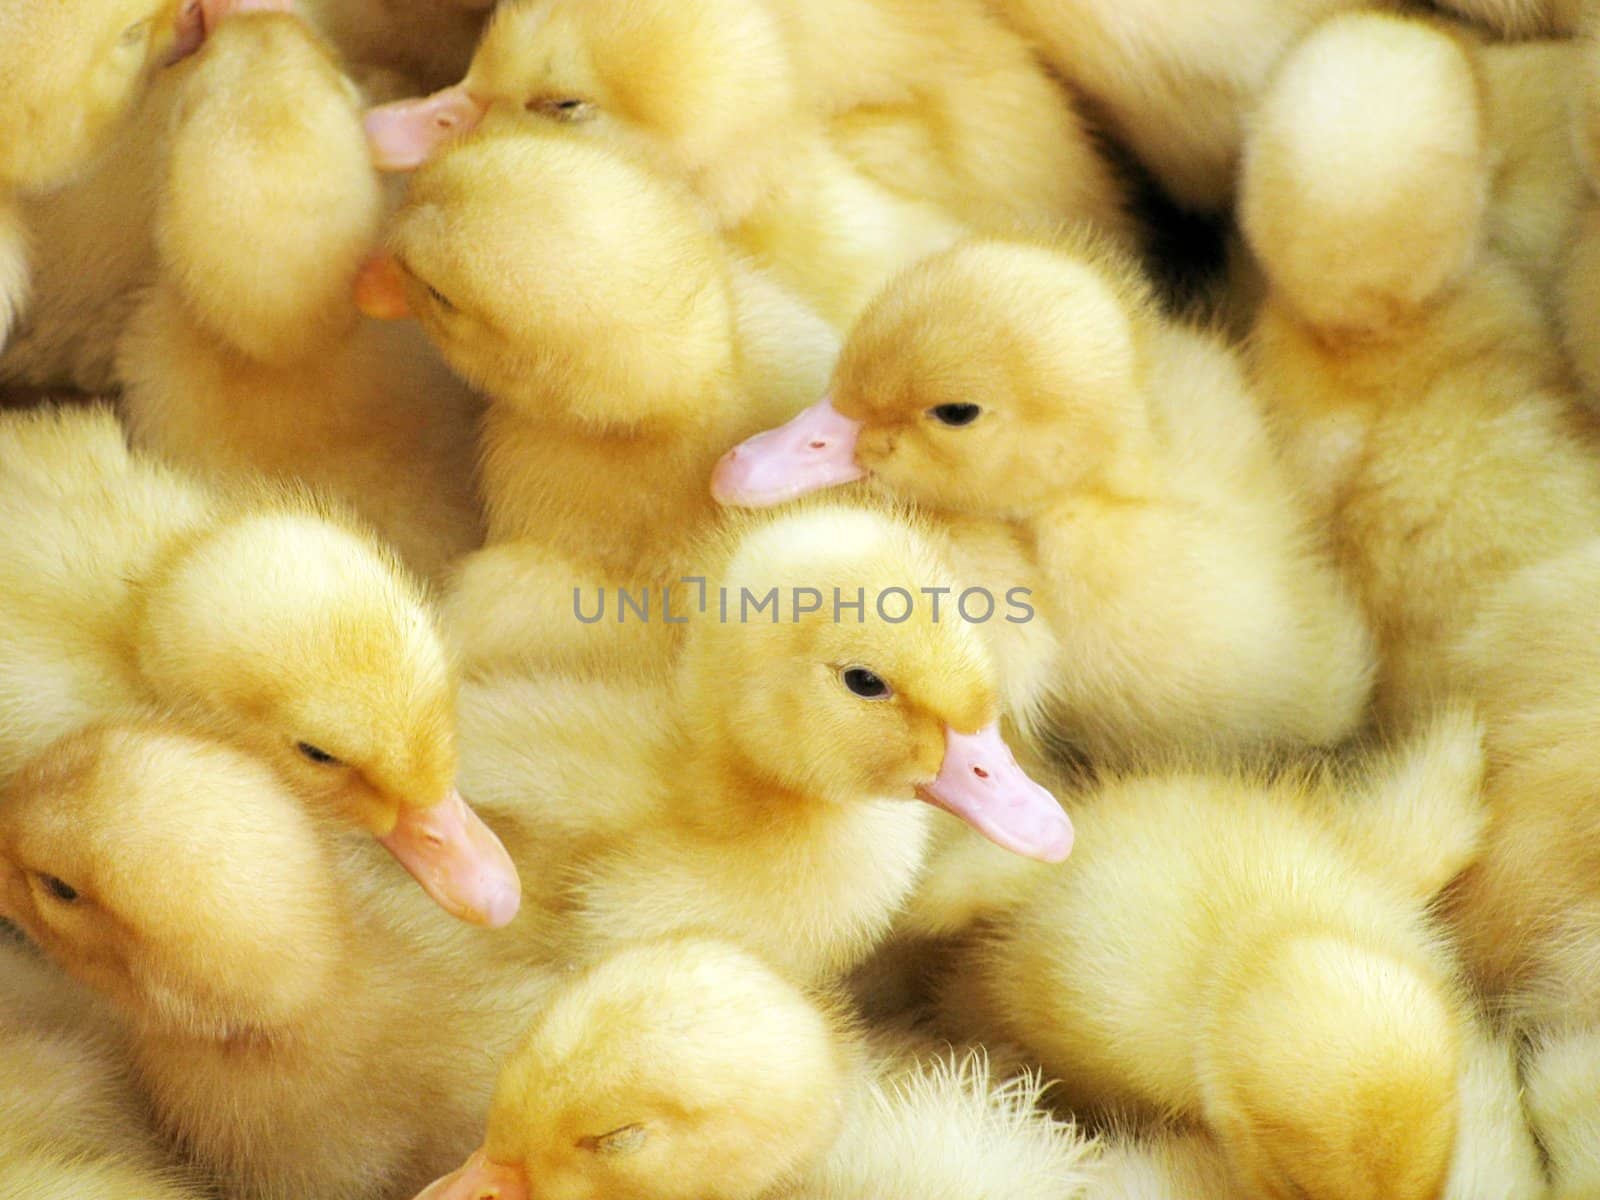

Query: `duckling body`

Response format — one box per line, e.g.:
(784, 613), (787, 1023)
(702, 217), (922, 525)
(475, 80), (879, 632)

(0, 723), (545, 1200)
(460, 505), (1070, 985)
(0, 404), (518, 927)
(1241, 11), (1600, 724)
(945, 714), (1489, 1200)
(0, 938), (207, 1200)
(1525, 1028), (1600, 1200)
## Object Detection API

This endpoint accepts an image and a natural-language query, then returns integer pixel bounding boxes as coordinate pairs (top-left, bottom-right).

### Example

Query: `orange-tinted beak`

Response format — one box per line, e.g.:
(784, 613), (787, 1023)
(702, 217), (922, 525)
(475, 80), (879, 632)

(378, 789), (521, 928)
(354, 252), (412, 320)
(411, 1148), (528, 1200)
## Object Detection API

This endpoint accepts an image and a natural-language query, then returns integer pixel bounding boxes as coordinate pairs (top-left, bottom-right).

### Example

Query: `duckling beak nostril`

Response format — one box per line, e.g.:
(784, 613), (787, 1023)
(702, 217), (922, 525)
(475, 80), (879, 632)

(972, 765), (990, 780)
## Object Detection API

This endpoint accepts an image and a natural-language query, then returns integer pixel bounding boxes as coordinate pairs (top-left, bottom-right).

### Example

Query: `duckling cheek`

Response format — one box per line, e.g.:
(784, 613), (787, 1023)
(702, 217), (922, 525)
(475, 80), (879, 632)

(363, 86), (487, 172)
(710, 396), (866, 507)
(377, 789), (522, 928)
(411, 1149), (528, 1200)
(915, 722), (1074, 864)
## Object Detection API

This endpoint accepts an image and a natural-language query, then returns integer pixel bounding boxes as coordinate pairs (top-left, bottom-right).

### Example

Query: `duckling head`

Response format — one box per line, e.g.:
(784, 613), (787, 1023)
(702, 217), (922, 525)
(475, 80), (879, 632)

(680, 504), (1073, 862)
(712, 237), (1157, 519)
(363, 0), (799, 194)
(0, 0), (289, 190)
(132, 509), (520, 928)
(413, 936), (847, 1200)
(0, 722), (344, 1040)
(357, 123), (735, 432)
(1238, 13), (1488, 337)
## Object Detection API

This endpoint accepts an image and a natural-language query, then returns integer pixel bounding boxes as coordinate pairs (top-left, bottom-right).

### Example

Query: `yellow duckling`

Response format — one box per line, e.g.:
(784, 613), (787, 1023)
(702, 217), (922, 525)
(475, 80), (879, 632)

(460, 503), (1072, 985)
(357, 121), (837, 673)
(714, 234), (1375, 768)
(409, 937), (1097, 1200)
(986, 0), (1368, 213)
(1240, 10), (1600, 724)
(0, 721), (551, 1200)
(0, 403), (517, 927)
(361, 0), (972, 327)
(116, 11), (483, 583)
(0, 937), (208, 1200)
(943, 710), (1492, 1200)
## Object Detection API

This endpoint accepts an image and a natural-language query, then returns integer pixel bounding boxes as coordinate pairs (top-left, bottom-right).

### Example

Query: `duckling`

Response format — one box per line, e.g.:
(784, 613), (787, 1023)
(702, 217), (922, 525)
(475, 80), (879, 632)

(0, 938), (208, 1200)
(459, 503), (1072, 985)
(410, 937), (1097, 1200)
(115, 11), (483, 582)
(359, 121), (837, 672)
(1240, 10), (1600, 724)
(1524, 1027), (1600, 1200)
(362, 0), (973, 327)
(713, 234), (1375, 768)
(0, 403), (517, 927)
(986, 0), (1370, 213)
(943, 714), (1490, 1200)
(0, 720), (550, 1200)
(1443, 539), (1600, 1030)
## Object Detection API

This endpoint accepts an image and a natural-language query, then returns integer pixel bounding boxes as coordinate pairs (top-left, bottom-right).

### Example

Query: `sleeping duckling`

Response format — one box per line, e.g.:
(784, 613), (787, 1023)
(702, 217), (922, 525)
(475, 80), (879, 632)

(410, 937), (1097, 1200)
(0, 938), (208, 1200)
(1444, 539), (1600, 1031)
(943, 712), (1491, 1200)
(359, 121), (836, 672)
(362, 0), (971, 327)
(116, 11), (484, 582)
(1524, 1028), (1600, 1200)
(1240, 10), (1600, 724)
(985, 0), (1368, 213)
(714, 234), (1375, 768)
(459, 503), (1071, 985)
(0, 403), (517, 927)
(0, 721), (551, 1200)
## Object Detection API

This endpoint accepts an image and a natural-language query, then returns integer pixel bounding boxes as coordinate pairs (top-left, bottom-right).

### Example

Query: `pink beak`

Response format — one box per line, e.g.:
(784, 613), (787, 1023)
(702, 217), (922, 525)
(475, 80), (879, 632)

(365, 86), (488, 171)
(166, 0), (294, 66)
(916, 723), (1074, 862)
(412, 1149), (528, 1200)
(711, 396), (866, 507)
(378, 789), (522, 928)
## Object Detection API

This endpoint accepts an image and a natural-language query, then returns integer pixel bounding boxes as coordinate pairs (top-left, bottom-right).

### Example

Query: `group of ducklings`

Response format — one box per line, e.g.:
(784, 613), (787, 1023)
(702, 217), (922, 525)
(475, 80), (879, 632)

(2, 0), (1600, 1198)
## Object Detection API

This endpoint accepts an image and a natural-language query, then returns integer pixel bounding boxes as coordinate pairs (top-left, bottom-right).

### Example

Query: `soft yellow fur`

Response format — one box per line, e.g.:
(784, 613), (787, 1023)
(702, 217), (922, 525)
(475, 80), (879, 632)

(1438, 0), (1580, 36)
(1557, 7), (1600, 406)
(1445, 540), (1600, 1030)
(0, 404), (459, 845)
(1241, 10), (1600, 724)
(945, 730), (1487, 1200)
(459, 504), (1014, 984)
(0, 721), (550, 1200)
(385, 123), (835, 672)
(447, 0), (974, 328)
(1524, 1027), (1600, 1199)
(987, 0), (1373, 212)
(114, 14), (483, 582)
(432, 937), (1097, 1200)
(829, 234), (1375, 766)
(0, 938), (206, 1200)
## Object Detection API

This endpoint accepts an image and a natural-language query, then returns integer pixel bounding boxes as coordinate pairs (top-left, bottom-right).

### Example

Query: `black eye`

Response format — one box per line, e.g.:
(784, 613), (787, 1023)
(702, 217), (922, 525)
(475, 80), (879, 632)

(579, 1123), (648, 1157)
(39, 875), (79, 903)
(841, 667), (892, 700)
(929, 403), (982, 427)
(528, 96), (595, 122)
(424, 282), (457, 314)
(297, 742), (341, 766)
